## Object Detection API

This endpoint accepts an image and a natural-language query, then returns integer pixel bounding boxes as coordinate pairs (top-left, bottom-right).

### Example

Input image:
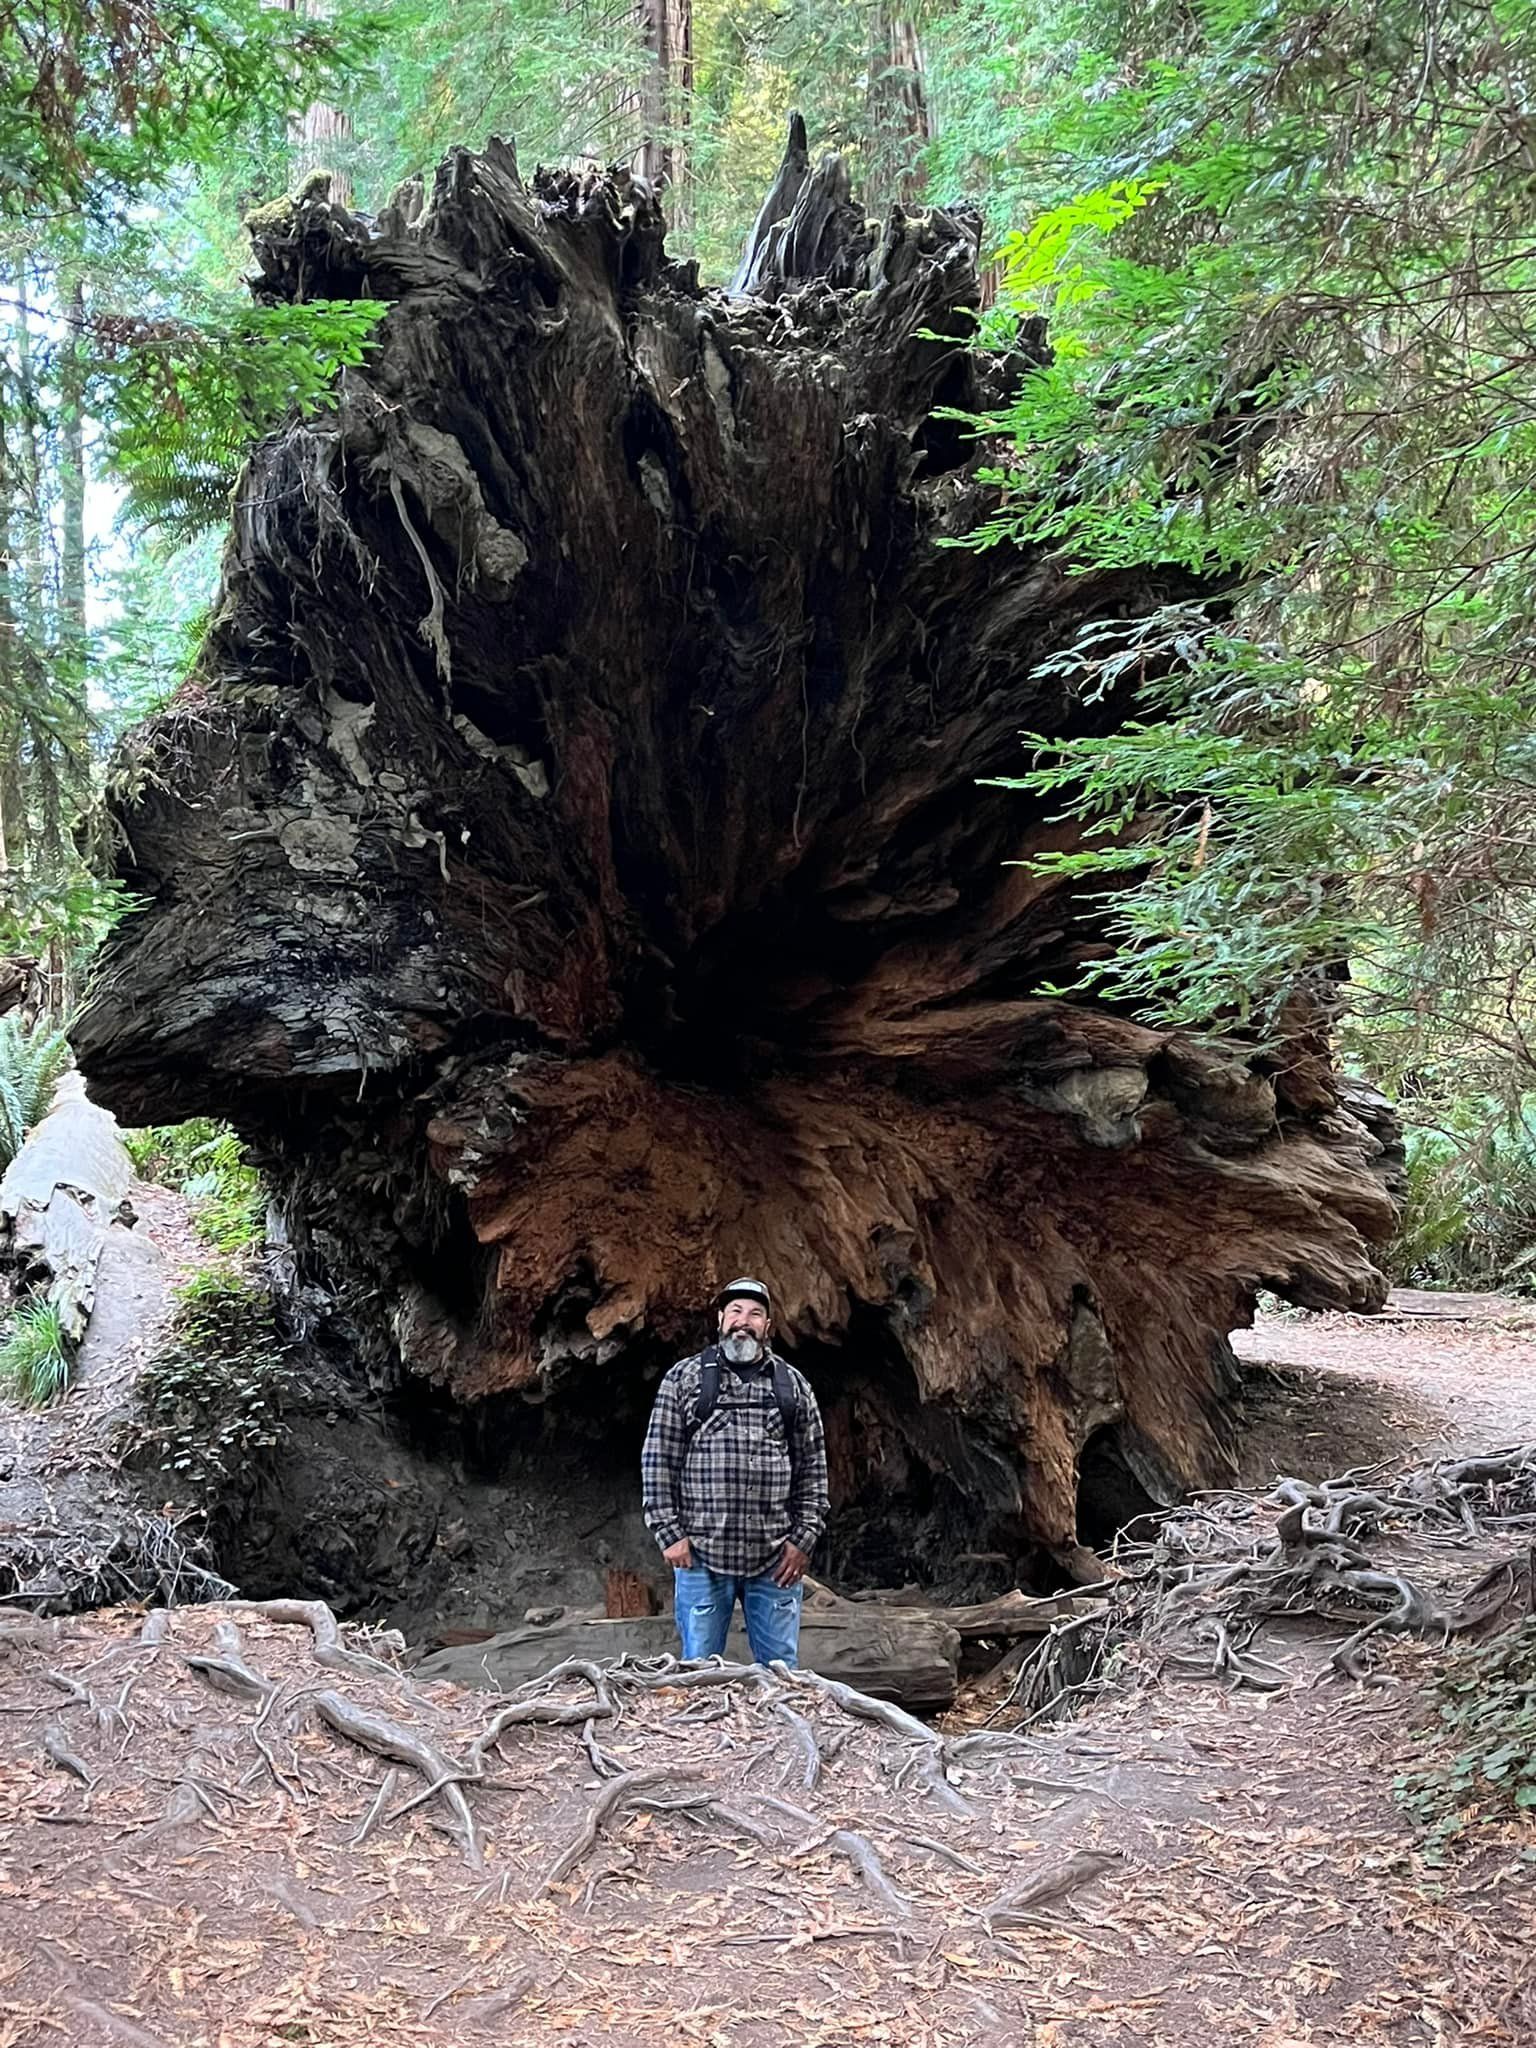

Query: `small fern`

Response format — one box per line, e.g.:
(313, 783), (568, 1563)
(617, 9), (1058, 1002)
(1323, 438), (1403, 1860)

(0, 1017), (71, 1170)
(0, 1298), (73, 1408)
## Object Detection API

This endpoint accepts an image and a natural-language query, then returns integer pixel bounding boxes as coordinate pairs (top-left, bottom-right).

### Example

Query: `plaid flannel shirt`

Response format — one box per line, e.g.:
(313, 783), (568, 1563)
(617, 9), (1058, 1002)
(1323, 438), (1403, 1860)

(641, 1349), (830, 1577)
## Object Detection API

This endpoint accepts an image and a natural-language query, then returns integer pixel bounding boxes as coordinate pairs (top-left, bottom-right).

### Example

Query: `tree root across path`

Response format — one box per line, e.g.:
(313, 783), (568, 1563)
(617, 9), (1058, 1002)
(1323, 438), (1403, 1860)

(10, 1599), (1062, 1898)
(987, 1441), (1536, 1721)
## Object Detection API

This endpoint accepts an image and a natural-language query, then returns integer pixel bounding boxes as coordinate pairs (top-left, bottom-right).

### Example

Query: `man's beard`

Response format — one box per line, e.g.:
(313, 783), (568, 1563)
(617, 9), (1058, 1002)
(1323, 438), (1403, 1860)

(720, 1330), (765, 1365)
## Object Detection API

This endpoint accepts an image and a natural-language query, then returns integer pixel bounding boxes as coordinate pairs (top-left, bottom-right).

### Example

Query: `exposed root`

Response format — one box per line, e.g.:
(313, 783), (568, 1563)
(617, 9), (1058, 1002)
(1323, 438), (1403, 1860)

(900, 1744), (975, 1819)
(312, 1689), (482, 1869)
(350, 1766), (399, 1846)
(469, 1679), (616, 1765)
(900, 1834), (985, 1877)
(234, 1599), (406, 1685)
(542, 1765), (704, 1891)
(43, 1722), (93, 1784)
(1064, 1442), (1536, 1702)
(982, 1847), (1124, 1931)
(772, 1663), (935, 1744)
(768, 1699), (822, 1789)
(61, 1993), (171, 2047)
(581, 1717), (624, 1778)
(823, 1829), (912, 1918)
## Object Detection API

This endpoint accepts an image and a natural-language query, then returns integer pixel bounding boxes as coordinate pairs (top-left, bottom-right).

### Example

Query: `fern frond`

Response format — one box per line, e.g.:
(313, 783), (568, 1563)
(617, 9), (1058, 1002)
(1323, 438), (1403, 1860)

(0, 1018), (72, 1166)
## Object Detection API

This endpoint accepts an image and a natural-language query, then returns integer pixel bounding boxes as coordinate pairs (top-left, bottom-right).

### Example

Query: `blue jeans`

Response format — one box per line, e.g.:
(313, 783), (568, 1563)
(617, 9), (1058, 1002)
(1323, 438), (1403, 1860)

(673, 1563), (803, 1666)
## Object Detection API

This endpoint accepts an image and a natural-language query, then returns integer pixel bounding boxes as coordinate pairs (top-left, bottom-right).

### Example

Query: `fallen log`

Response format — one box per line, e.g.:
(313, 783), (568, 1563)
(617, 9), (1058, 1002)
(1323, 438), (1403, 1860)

(807, 1580), (1097, 1642)
(75, 121), (1399, 1582)
(0, 1074), (134, 1345)
(415, 1608), (962, 1713)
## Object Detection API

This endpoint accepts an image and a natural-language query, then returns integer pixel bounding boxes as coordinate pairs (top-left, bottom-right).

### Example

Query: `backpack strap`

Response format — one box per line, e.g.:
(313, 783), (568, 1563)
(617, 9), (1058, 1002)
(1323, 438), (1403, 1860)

(695, 1346), (724, 1426)
(692, 1347), (800, 1437)
(770, 1354), (798, 1432)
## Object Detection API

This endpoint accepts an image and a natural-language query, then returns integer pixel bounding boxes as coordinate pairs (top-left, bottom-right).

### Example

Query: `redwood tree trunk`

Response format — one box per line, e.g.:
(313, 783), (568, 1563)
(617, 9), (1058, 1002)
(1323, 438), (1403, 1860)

(630, 0), (692, 212)
(866, 9), (931, 210)
(75, 131), (1398, 1582)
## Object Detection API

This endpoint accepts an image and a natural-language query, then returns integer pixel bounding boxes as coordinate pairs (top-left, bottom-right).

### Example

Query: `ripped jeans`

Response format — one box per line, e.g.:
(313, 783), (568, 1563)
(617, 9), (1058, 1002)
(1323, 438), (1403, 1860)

(672, 1563), (804, 1666)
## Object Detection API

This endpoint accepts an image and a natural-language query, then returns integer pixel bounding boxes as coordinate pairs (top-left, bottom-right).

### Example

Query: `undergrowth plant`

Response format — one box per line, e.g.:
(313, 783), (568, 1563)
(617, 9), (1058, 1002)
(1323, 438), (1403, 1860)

(0, 1298), (73, 1407)
(0, 1018), (72, 1170)
(129, 1269), (291, 1511)
(1398, 1618), (1536, 1860)
(1389, 1098), (1536, 1293)
(123, 1117), (265, 1253)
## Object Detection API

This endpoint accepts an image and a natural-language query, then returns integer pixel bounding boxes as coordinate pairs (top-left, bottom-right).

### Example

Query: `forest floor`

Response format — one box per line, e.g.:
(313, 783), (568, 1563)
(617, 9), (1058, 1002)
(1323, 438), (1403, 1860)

(1234, 1293), (1536, 1479)
(0, 1296), (1532, 2046)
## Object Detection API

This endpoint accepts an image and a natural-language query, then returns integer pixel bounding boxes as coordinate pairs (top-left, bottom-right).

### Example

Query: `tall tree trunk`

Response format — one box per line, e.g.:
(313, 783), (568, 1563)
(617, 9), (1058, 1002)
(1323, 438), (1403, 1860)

(76, 133), (1398, 1584)
(296, 99), (354, 206)
(11, 297), (49, 648)
(631, 0), (692, 218)
(865, 8), (931, 211)
(0, 349), (16, 878)
(277, 0), (354, 205)
(58, 279), (87, 684)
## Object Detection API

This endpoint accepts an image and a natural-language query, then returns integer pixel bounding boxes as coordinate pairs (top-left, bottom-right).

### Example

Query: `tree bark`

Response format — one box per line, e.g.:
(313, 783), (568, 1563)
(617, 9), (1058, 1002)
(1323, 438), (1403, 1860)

(278, 0), (354, 207)
(74, 130), (1399, 1582)
(58, 279), (87, 687)
(0, 323), (22, 876)
(628, 0), (693, 217)
(865, 9), (931, 210)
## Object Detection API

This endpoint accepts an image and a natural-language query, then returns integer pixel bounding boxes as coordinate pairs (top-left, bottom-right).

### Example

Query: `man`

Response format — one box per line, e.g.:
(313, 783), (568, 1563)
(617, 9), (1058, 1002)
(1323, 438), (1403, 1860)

(641, 1277), (829, 1666)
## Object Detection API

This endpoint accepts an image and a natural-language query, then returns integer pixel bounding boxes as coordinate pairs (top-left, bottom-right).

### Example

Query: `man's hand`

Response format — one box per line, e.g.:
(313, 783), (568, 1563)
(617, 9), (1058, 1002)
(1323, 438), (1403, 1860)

(663, 1537), (694, 1569)
(772, 1541), (810, 1588)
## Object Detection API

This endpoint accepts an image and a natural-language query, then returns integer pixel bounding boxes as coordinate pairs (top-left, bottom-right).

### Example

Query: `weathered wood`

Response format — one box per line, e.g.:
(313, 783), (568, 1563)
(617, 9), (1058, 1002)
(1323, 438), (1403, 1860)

(605, 1569), (661, 1618)
(75, 121), (1399, 1583)
(415, 1609), (962, 1713)
(0, 1074), (133, 1343)
(809, 1581), (1095, 1642)
(1379, 1289), (1523, 1323)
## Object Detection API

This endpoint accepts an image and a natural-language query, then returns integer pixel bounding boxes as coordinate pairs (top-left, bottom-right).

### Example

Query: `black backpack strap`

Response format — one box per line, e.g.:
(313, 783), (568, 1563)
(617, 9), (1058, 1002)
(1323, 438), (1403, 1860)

(770, 1355), (799, 1433)
(694, 1346), (723, 1427)
(692, 1347), (799, 1437)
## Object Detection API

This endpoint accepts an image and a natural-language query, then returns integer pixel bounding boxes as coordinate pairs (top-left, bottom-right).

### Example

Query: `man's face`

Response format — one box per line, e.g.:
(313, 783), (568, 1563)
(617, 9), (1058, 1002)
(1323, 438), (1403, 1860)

(719, 1297), (770, 1349)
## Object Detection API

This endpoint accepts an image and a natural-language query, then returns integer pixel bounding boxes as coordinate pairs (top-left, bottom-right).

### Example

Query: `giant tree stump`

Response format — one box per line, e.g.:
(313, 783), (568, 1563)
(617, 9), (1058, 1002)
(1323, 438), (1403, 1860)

(75, 125), (1398, 1580)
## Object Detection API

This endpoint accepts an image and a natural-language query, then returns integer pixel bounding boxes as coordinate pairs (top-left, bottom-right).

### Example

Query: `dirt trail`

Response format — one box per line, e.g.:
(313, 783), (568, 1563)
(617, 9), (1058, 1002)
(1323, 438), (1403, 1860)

(1233, 1297), (1535, 1484)
(0, 1299), (1532, 2046)
(0, 1185), (206, 1609)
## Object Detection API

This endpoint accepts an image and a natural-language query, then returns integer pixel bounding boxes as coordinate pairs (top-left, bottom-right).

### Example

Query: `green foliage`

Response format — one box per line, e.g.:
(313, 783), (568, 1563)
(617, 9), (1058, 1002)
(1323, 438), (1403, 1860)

(0, 1016), (71, 1169)
(0, 0), (371, 219)
(0, 1297), (72, 1408)
(946, 0), (1536, 1090)
(1398, 1619), (1536, 1858)
(1390, 1100), (1536, 1293)
(0, 0), (380, 978)
(130, 1269), (289, 1502)
(343, 0), (648, 201)
(97, 296), (386, 539)
(123, 1118), (265, 1254)
(0, 868), (130, 978)
(93, 537), (221, 732)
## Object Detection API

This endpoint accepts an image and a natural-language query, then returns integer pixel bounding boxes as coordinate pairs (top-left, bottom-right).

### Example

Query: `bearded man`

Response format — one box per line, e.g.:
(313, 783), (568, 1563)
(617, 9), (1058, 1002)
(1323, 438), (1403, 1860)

(641, 1278), (829, 1665)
